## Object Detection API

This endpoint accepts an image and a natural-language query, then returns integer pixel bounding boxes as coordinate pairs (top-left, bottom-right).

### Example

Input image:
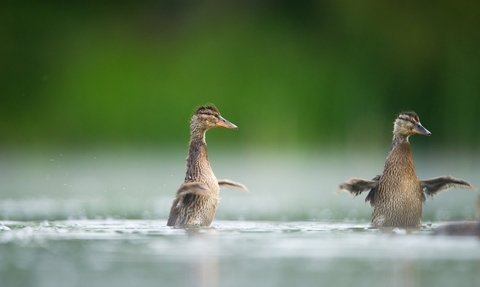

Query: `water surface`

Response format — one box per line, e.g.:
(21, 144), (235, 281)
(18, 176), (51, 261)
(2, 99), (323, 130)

(0, 149), (479, 287)
(0, 220), (479, 287)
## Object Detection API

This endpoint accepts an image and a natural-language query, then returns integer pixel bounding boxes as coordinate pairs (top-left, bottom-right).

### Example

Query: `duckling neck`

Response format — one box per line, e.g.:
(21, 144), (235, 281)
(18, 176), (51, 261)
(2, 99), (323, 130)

(185, 129), (211, 182)
(390, 134), (409, 151)
(385, 134), (416, 176)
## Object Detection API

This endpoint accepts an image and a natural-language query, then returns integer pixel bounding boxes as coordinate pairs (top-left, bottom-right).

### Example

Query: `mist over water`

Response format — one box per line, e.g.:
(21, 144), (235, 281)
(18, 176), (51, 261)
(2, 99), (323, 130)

(1, 148), (478, 222)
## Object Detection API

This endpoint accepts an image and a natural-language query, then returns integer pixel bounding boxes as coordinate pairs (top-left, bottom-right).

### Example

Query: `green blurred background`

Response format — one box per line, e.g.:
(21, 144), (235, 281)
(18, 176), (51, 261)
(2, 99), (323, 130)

(1, 0), (479, 152)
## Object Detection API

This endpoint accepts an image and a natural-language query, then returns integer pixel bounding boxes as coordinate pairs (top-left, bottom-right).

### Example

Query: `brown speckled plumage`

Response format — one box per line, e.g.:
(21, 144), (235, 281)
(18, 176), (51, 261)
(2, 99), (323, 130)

(370, 140), (423, 226)
(339, 111), (474, 228)
(167, 104), (247, 227)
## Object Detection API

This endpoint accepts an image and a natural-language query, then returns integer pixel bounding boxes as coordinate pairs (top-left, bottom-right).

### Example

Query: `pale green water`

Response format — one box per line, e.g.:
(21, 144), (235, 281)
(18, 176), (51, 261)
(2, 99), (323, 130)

(0, 220), (479, 287)
(0, 149), (479, 287)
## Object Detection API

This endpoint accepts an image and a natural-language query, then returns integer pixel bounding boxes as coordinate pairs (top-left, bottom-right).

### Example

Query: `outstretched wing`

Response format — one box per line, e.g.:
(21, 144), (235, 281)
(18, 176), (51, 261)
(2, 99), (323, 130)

(421, 176), (475, 197)
(338, 175), (381, 206)
(338, 175), (380, 196)
(218, 179), (249, 192)
(167, 182), (209, 226)
(175, 182), (210, 198)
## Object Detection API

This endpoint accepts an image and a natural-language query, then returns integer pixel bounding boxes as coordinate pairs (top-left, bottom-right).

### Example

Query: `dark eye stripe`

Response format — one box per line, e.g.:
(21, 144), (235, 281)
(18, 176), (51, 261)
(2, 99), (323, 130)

(399, 116), (417, 124)
(199, 110), (216, 117)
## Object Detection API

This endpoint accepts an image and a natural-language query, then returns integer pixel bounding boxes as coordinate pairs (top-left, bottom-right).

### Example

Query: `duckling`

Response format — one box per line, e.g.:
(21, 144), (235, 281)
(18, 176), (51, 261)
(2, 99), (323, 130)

(167, 104), (247, 227)
(339, 111), (474, 228)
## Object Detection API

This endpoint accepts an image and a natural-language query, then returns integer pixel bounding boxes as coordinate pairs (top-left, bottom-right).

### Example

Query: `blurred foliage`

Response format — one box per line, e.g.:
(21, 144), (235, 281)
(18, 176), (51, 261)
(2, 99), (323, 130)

(1, 1), (479, 152)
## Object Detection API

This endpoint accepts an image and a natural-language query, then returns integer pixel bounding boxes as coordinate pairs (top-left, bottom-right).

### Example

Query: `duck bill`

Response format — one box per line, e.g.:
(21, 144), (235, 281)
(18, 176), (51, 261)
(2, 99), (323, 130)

(215, 116), (238, 129)
(413, 122), (431, 136)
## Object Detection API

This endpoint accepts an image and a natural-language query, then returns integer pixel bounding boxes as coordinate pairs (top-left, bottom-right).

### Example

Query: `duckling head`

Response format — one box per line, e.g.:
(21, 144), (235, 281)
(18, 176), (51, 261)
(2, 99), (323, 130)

(393, 111), (431, 139)
(190, 104), (237, 136)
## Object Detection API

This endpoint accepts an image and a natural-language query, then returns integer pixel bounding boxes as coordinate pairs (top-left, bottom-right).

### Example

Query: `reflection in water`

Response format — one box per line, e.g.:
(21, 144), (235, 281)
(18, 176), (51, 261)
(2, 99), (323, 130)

(375, 226), (422, 235)
(388, 259), (415, 287)
(186, 228), (219, 287)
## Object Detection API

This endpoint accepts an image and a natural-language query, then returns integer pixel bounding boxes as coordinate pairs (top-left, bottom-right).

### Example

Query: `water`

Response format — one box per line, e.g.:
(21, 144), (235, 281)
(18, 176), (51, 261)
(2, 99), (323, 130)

(0, 149), (479, 287)
(0, 220), (479, 287)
